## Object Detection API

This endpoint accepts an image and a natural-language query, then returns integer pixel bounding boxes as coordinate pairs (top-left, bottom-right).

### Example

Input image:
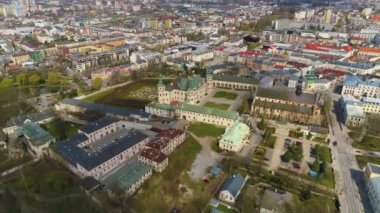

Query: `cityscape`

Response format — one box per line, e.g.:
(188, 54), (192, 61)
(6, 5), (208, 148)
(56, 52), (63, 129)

(0, 0), (380, 212)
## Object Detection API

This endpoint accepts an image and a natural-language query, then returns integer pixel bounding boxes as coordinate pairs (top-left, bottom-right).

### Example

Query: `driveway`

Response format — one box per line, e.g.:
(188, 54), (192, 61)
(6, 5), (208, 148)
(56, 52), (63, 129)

(187, 133), (224, 180)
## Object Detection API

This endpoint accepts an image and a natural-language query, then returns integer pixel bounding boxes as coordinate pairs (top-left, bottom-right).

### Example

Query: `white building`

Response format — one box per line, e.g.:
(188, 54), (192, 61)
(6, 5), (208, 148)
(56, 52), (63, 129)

(219, 122), (250, 152)
(340, 95), (366, 127)
(219, 173), (247, 204)
(56, 117), (150, 180)
(364, 163), (380, 213)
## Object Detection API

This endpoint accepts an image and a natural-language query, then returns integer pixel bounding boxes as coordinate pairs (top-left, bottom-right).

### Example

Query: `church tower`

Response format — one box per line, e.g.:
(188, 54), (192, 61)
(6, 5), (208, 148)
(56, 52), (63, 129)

(295, 73), (304, 96)
(157, 75), (165, 103)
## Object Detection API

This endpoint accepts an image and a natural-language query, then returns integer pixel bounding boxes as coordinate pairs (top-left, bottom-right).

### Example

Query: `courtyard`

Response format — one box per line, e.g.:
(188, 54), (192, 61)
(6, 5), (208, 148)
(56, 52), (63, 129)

(201, 88), (251, 111)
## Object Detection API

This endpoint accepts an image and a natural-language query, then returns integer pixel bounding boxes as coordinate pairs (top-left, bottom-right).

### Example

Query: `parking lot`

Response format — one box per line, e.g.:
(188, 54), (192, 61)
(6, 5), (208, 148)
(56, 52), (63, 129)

(264, 122), (327, 175)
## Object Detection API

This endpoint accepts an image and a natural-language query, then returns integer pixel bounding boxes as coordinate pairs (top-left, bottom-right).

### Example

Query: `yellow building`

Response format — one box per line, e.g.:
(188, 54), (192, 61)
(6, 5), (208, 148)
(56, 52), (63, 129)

(362, 97), (380, 114)
(164, 19), (172, 29)
(11, 53), (30, 64)
(323, 9), (333, 24)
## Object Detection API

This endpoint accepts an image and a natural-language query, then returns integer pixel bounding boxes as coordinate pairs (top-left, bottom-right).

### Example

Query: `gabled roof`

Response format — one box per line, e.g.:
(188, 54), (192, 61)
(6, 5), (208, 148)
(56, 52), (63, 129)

(79, 117), (119, 134)
(220, 173), (246, 198)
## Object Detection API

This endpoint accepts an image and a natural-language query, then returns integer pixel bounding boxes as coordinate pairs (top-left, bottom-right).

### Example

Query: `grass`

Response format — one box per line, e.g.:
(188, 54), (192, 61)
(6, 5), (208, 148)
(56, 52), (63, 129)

(213, 91), (238, 100)
(315, 145), (332, 164)
(293, 194), (338, 213)
(129, 135), (215, 212)
(41, 119), (81, 141)
(356, 155), (380, 169)
(0, 159), (101, 213)
(187, 123), (225, 138)
(204, 102), (230, 110)
(0, 151), (31, 173)
(83, 79), (163, 109)
(353, 136), (380, 151)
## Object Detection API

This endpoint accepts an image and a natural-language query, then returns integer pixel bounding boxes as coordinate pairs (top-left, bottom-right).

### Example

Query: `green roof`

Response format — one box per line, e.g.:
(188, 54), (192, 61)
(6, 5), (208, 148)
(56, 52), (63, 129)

(178, 103), (240, 120)
(254, 99), (313, 115)
(212, 74), (259, 85)
(165, 74), (204, 91)
(220, 122), (249, 145)
(18, 122), (55, 146)
(118, 161), (151, 189)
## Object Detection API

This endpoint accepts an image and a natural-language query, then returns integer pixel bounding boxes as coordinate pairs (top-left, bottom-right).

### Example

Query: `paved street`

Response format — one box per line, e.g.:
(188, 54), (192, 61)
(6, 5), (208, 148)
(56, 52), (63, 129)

(328, 94), (371, 213)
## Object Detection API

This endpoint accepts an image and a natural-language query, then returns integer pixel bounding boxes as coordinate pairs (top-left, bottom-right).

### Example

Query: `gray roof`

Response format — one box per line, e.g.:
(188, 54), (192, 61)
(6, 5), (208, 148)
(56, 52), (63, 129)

(5, 110), (54, 128)
(220, 173), (245, 198)
(256, 87), (317, 105)
(56, 129), (149, 171)
(212, 74), (259, 85)
(79, 117), (119, 134)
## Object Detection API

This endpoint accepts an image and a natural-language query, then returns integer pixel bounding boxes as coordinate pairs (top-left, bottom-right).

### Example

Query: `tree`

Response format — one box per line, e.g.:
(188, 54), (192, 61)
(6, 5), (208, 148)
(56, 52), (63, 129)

(0, 77), (14, 88)
(92, 77), (102, 90)
(16, 73), (27, 86)
(257, 117), (266, 130)
(47, 72), (59, 85)
(312, 156), (320, 173)
(299, 188), (311, 201)
(28, 74), (40, 85)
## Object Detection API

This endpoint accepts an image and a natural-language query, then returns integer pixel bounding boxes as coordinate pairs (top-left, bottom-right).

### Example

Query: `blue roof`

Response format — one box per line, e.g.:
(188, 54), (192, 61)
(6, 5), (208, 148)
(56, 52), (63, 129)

(79, 117), (119, 134)
(56, 129), (149, 171)
(270, 70), (290, 75)
(81, 130), (148, 170)
(331, 60), (373, 69)
(220, 173), (246, 198)
(343, 75), (362, 87)
(210, 165), (223, 176)
(56, 134), (89, 166)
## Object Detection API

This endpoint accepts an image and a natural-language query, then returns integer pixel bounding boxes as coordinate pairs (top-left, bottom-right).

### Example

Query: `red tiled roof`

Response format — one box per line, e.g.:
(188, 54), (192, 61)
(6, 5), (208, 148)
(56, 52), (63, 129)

(318, 69), (346, 77)
(370, 16), (380, 21)
(305, 43), (353, 52)
(140, 148), (167, 163)
(358, 47), (380, 53)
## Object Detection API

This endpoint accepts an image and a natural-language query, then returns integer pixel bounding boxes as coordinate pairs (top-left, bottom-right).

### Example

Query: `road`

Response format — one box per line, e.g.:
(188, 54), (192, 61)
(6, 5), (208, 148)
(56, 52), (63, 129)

(328, 94), (369, 213)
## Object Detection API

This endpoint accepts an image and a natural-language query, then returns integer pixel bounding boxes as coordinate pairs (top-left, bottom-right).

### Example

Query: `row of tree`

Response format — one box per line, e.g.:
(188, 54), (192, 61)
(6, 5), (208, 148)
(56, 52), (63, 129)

(0, 72), (61, 89)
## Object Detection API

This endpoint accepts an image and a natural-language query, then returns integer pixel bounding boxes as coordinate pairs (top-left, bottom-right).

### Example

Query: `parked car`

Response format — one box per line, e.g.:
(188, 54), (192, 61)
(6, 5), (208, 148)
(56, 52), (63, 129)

(292, 162), (300, 169)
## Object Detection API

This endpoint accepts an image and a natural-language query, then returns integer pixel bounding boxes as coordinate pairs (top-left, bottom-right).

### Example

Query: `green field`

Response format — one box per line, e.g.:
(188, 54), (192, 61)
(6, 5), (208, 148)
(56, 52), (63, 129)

(204, 102), (230, 110)
(0, 160), (101, 213)
(354, 136), (380, 151)
(129, 135), (215, 212)
(356, 155), (380, 169)
(187, 123), (225, 138)
(83, 79), (164, 109)
(213, 91), (238, 100)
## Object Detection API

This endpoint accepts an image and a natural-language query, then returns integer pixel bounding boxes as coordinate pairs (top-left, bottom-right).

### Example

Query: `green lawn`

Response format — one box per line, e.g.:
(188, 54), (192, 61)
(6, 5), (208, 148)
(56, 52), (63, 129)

(41, 119), (81, 141)
(0, 160), (101, 213)
(213, 91), (238, 100)
(204, 102), (230, 110)
(315, 145), (332, 164)
(356, 155), (380, 169)
(261, 134), (277, 149)
(130, 135), (214, 212)
(83, 89), (113, 102)
(354, 136), (380, 151)
(83, 79), (162, 109)
(187, 123), (225, 138)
